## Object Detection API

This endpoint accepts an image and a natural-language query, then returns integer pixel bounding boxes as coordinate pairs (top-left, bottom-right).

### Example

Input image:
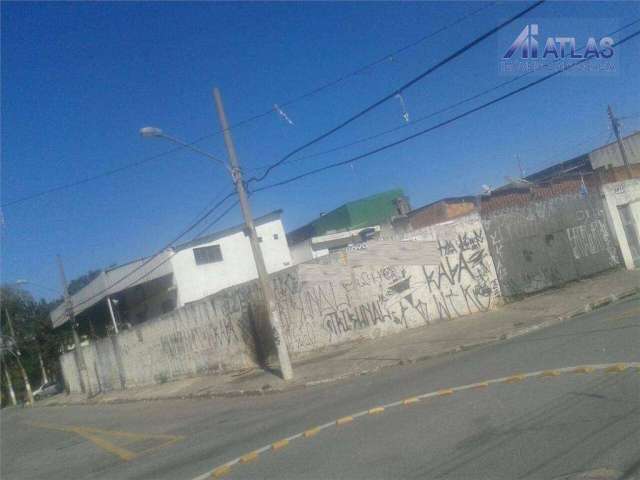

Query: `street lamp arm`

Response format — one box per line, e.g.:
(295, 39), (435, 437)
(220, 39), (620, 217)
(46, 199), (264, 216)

(140, 128), (231, 173)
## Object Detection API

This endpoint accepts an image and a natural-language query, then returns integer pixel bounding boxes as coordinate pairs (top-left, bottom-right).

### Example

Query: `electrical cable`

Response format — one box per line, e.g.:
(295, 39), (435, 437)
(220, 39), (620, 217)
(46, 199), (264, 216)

(249, 0), (547, 184)
(249, 29), (640, 196)
(247, 17), (640, 173)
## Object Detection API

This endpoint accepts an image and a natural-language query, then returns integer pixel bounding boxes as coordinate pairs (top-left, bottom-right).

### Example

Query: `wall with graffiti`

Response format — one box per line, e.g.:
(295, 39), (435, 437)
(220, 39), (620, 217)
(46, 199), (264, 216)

(270, 213), (501, 354)
(481, 184), (620, 298)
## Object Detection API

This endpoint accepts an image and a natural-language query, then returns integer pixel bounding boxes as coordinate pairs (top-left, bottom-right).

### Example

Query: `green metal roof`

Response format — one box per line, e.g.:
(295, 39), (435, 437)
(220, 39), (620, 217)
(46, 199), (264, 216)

(310, 188), (404, 236)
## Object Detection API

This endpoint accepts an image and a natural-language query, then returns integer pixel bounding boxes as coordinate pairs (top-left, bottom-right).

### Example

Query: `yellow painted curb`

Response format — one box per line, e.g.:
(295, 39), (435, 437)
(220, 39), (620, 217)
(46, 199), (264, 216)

(605, 364), (627, 373)
(304, 427), (321, 438)
(212, 465), (231, 478)
(572, 367), (594, 374)
(403, 397), (419, 405)
(540, 370), (561, 377)
(437, 389), (454, 396)
(272, 439), (289, 451)
(368, 407), (385, 415)
(240, 451), (258, 464)
(336, 416), (354, 426)
(503, 374), (525, 384)
(471, 382), (489, 389)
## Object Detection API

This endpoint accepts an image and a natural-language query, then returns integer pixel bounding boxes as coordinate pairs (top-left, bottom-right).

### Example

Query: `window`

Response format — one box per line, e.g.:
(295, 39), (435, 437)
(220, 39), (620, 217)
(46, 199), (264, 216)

(273, 233), (279, 240)
(193, 245), (223, 265)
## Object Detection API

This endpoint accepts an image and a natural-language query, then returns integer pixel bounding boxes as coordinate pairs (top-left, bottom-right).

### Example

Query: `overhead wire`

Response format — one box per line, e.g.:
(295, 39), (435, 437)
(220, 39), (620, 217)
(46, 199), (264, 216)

(248, 0), (547, 184)
(247, 17), (640, 173)
(2, 3), (496, 209)
(249, 28), (640, 196)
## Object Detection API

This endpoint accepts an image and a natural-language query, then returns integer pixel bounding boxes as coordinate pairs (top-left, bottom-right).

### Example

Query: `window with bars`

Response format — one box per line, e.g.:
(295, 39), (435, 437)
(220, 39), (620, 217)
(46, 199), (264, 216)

(193, 245), (223, 265)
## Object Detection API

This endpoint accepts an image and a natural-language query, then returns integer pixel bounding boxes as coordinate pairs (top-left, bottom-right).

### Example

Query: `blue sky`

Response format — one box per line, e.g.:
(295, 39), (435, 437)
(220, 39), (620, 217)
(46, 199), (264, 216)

(2, 1), (639, 300)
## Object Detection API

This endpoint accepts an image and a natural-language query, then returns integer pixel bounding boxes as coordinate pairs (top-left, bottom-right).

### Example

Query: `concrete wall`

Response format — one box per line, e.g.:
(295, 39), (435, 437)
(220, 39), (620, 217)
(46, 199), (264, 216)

(171, 218), (292, 306)
(60, 289), (259, 393)
(61, 218), (499, 391)
(481, 184), (620, 298)
(273, 214), (501, 354)
(601, 179), (640, 269)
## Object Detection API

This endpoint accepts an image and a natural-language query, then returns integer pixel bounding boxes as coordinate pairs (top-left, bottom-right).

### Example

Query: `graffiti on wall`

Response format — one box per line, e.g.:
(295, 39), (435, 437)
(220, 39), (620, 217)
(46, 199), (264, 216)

(268, 219), (501, 352)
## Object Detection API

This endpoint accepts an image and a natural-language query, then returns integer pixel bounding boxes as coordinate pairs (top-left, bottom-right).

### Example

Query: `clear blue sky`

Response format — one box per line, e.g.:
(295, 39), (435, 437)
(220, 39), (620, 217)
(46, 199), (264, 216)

(2, 1), (639, 300)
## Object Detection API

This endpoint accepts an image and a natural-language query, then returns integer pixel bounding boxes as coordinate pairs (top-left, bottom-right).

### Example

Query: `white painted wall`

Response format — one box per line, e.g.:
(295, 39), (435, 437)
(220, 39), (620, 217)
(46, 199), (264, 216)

(171, 218), (292, 306)
(601, 179), (640, 270)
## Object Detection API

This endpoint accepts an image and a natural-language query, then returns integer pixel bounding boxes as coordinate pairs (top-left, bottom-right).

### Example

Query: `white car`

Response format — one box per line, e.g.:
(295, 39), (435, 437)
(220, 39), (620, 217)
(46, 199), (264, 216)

(33, 381), (60, 400)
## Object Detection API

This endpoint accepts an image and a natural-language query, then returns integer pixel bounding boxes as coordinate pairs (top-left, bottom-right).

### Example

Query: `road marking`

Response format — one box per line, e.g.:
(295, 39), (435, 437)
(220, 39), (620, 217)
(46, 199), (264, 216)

(437, 388), (454, 396)
(272, 439), (289, 451)
(605, 364), (627, 373)
(304, 427), (321, 438)
(191, 362), (638, 480)
(336, 416), (354, 426)
(240, 451), (259, 464)
(503, 374), (525, 384)
(26, 422), (183, 462)
(212, 465), (231, 478)
(572, 366), (595, 374)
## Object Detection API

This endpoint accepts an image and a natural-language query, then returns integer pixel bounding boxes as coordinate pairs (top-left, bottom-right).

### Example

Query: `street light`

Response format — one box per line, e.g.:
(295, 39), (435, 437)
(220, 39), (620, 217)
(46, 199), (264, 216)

(139, 87), (294, 381)
(140, 126), (230, 172)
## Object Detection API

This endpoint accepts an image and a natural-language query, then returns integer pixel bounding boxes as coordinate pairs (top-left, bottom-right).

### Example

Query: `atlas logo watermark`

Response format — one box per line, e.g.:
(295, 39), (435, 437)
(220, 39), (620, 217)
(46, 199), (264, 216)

(500, 24), (616, 75)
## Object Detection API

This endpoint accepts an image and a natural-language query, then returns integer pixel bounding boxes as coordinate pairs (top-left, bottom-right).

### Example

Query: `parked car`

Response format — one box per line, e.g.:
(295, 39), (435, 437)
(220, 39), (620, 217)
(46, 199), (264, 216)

(33, 381), (60, 400)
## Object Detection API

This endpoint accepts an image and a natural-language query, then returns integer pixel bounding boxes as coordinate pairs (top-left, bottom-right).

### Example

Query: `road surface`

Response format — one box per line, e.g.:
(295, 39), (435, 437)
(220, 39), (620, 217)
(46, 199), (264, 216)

(2, 296), (639, 480)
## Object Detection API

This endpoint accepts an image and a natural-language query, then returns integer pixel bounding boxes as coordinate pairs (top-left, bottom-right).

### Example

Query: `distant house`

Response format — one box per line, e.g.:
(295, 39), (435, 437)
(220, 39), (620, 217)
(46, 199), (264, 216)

(287, 189), (410, 264)
(407, 196), (477, 231)
(50, 210), (292, 335)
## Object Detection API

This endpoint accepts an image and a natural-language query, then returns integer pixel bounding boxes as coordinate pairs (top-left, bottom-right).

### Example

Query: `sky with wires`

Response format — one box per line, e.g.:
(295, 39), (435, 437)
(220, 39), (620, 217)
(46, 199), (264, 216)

(2, 1), (640, 300)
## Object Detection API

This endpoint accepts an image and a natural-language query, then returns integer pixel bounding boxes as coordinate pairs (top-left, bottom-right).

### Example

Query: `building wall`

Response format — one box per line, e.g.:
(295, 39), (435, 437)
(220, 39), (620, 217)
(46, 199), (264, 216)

(171, 219), (292, 306)
(600, 179), (640, 269)
(481, 182), (620, 298)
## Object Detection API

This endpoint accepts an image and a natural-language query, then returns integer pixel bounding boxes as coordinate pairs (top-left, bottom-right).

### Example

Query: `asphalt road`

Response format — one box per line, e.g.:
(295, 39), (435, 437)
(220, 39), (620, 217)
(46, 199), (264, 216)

(2, 296), (639, 480)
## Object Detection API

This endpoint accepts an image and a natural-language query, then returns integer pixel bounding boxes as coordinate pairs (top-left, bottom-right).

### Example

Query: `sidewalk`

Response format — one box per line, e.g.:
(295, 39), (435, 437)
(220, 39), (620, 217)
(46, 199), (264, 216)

(39, 268), (640, 407)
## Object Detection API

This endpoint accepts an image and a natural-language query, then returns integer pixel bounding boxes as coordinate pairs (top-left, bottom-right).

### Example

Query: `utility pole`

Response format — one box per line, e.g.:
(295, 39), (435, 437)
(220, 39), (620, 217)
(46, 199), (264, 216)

(607, 105), (633, 179)
(56, 255), (87, 394)
(3, 308), (34, 404)
(2, 359), (17, 406)
(212, 87), (293, 381)
(38, 350), (49, 384)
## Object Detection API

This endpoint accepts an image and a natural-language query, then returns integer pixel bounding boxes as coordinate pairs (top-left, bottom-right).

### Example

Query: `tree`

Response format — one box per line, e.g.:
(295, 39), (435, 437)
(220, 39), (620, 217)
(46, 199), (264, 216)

(0, 286), (66, 406)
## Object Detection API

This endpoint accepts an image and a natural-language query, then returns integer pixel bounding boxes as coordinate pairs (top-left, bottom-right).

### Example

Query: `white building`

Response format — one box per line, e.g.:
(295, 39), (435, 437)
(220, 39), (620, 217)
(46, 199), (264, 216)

(51, 210), (292, 331)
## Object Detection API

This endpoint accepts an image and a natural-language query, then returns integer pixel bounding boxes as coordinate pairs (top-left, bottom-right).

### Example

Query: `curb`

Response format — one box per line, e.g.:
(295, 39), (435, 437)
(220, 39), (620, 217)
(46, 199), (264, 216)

(557, 287), (639, 321)
(37, 288), (639, 408)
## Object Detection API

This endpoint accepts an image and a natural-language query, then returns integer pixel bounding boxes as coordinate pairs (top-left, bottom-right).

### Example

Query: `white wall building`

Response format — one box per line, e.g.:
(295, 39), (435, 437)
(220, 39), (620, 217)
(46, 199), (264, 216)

(51, 210), (292, 330)
(600, 180), (640, 270)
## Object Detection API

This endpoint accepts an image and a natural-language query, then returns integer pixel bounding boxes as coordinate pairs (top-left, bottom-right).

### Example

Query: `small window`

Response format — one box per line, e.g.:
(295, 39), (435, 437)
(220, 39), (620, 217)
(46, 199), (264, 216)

(273, 233), (279, 240)
(193, 245), (223, 265)
(258, 236), (263, 243)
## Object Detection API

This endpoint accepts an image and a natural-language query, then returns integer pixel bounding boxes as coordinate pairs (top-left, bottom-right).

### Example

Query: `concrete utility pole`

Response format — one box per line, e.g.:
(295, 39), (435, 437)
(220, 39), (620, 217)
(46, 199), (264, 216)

(56, 255), (87, 394)
(38, 350), (49, 384)
(212, 87), (293, 381)
(2, 360), (17, 406)
(607, 105), (633, 179)
(3, 308), (34, 404)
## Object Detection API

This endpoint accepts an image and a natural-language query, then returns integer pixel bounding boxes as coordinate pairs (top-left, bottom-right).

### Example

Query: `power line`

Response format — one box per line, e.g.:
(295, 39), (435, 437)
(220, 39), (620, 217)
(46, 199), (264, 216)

(249, 0), (547, 184)
(247, 17), (640, 172)
(69, 190), (236, 311)
(250, 28), (640, 195)
(3, 4), (495, 209)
